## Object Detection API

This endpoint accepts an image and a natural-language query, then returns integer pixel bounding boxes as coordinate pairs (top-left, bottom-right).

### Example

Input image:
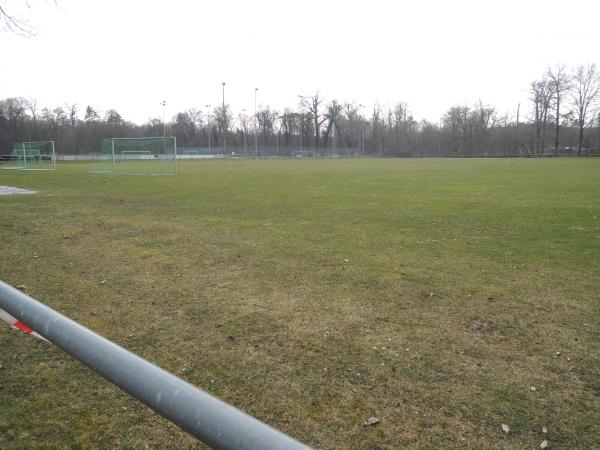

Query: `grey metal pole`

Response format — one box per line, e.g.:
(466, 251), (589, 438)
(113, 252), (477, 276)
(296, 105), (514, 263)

(242, 109), (247, 155)
(161, 101), (166, 138)
(205, 104), (211, 154)
(255, 88), (259, 159)
(297, 95), (303, 154)
(0, 280), (311, 450)
(111, 139), (116, 170)
(222, 82), (226, 156)
(332, 102), (336, 154)
(359, 104), (365, 158)
(173, 136), (178, 175)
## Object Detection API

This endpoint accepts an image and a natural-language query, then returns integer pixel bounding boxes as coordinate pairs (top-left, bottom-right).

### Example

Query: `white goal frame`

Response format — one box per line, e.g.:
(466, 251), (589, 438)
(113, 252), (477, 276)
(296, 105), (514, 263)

(91, 136), (177, 176)
(3, 141), (56, 171)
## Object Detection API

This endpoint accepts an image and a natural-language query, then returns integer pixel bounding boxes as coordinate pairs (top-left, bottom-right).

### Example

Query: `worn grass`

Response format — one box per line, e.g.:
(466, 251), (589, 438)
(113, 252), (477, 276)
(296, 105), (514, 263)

(1, 158), (599, 449)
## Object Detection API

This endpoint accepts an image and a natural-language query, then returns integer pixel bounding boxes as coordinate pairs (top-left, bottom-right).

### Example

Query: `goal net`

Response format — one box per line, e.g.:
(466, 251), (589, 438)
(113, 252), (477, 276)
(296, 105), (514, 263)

(90, 137), (177, 175)
(3, 141), (56, 171)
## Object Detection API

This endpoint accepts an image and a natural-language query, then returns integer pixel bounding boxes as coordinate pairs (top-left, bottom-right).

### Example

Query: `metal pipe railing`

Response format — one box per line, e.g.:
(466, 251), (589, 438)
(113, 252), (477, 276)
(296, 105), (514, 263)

(0, 280), (311, 450)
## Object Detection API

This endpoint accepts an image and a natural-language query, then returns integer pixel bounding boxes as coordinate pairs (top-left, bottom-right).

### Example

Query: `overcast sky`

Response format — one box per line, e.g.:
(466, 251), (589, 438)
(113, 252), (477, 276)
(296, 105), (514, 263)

(2, 0), (599, 124)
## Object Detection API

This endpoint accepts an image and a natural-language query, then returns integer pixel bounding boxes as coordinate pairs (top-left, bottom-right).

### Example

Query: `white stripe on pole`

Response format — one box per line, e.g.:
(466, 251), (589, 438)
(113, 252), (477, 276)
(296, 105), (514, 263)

(0, 306), (48, 341)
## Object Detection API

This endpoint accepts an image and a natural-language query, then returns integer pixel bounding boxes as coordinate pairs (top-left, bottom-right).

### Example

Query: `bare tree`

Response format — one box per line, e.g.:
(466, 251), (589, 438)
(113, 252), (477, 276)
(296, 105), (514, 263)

(530, 78), (555, 154)
(303, 93), (328, 148)
(67, 103), (78, 129)
(279, 109), (298, 148)
(0, 3), (33, 35)
(84, 105), (100, 122)
(570, 63), (600, 155)
(0, 97), (26, 142)
(257, 107), (278, 146)
(25, 97), (38, 140)
(547, 64), (570, 153)
(173, 109), (203, 147)
(322, 100), (342, 148)
(213, 105), (232, 146)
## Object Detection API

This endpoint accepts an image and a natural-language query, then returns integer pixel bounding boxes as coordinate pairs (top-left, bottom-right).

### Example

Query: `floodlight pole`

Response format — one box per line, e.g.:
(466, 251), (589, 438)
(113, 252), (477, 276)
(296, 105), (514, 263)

(111, 139), (116, 170)
(242, 109), (248, 154)
(298, 95), (303, 154)
(255, 88), (259, 159)
(161, 100), (167, 164)
(332, 101), (336, 154)
(359, 104), (365, 158)
(276, 121), (281, 156)
(161, 101), (166, 138)
(173, 136), (178, 175)
(222, 82), (226, 156)
(205, 104), (211, 153)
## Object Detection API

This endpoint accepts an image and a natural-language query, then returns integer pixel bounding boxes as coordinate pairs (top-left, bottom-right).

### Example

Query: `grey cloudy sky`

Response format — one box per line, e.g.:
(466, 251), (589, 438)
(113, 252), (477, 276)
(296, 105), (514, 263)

(2, 0), (599, 124)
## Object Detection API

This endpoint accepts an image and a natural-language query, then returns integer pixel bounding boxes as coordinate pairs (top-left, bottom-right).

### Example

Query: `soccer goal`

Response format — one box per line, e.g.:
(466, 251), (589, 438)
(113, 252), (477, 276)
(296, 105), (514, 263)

(90, 137), (177, 175)
(293, 150), (314, 159)
(3, 141), (56, 171)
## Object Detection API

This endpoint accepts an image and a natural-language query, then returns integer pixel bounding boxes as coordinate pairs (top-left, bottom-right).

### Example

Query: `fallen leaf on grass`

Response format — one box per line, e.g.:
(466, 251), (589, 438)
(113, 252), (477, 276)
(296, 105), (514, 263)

(501, 424), (510, 434)
(540, 440), (548, 449)
(364, 417), (380, 427)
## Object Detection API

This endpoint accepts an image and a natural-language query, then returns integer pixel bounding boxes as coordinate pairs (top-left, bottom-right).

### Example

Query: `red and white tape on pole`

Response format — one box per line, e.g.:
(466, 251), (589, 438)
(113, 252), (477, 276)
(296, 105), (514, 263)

(0, 307), (48, 341)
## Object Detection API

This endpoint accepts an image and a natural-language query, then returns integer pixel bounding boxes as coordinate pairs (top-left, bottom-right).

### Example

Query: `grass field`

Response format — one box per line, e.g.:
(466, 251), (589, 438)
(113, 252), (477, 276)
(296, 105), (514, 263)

(1, 158), (599, 449)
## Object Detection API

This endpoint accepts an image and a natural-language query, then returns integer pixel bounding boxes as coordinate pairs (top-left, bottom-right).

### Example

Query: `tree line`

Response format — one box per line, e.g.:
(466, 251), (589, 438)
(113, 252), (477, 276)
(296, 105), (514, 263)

(1, 63), (599, 157)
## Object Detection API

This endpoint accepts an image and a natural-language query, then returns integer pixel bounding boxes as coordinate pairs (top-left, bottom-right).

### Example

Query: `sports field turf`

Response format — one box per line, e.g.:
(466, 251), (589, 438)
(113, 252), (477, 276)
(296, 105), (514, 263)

(1, 158), (599, 449)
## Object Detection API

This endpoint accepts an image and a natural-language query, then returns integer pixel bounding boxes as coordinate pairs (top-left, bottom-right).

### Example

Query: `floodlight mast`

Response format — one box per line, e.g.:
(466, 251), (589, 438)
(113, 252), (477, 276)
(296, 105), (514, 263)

(359, 104), (365, 158)
(161, 101), (166, 138)
(242, 109), (248, 154)
(222, 82), (226, 155)
(255, 88), (259, 159)
(205, 104), (211, 153)
(298, 95), (303, 154)
(173, 136), (178, 175)
(161, 100), (167, 163)
(111, 139), (116, 170)
(332, 101), (336, 154)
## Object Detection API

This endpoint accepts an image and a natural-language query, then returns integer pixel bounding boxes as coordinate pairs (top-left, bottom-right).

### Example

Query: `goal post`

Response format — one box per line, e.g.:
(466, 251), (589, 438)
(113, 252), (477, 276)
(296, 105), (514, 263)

(3, 141), (56, 171)
(89, 137), (177, 175)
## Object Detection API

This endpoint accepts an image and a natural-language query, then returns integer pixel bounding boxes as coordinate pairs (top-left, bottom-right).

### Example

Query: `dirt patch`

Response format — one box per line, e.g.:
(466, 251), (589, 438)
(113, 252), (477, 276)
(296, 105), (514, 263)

(468, 318), (497, 334)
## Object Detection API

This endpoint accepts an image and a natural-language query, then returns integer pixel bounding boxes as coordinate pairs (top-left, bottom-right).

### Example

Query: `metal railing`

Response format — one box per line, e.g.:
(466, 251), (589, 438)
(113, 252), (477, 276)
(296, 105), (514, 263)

(0, 280), (311, 450)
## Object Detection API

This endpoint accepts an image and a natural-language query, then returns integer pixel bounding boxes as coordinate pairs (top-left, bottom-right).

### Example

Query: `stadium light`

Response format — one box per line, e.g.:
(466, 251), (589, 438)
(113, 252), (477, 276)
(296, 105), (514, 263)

(255, 88), (259, 159)
(242, 109), (247, 154)
(298, 95), (303, 153)
(359, 104), (365, 158)
(205, 104), (211, 153)
(222, 82), (226, 155)
(161, 100), (166, 138)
